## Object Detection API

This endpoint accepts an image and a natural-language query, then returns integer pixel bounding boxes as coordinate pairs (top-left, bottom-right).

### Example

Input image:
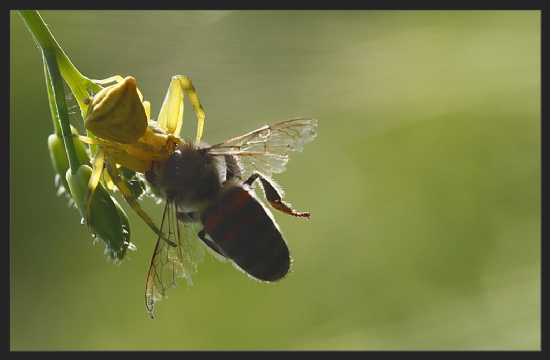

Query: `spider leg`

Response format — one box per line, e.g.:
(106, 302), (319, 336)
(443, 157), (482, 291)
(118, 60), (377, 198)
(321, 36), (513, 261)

(84, 147), (106, 236)
(157, 75), (206, 142)
(105, 151), (176, 247)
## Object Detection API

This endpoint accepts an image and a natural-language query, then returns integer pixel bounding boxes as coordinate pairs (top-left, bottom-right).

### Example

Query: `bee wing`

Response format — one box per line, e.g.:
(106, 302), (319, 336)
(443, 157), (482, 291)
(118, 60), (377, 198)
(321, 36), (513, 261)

(207, 118), (317, 178)
(145, 199), (205, 319)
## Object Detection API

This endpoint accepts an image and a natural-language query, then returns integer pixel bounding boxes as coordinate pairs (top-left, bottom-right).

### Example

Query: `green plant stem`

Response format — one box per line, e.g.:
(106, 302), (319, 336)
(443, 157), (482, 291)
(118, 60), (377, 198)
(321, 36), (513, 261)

(45, 49), (81, 172)
(43, 59), (62, 136)
(18, 11), (102, 110)
(19, 10), (105, 173)
(19, 11), (81, 173)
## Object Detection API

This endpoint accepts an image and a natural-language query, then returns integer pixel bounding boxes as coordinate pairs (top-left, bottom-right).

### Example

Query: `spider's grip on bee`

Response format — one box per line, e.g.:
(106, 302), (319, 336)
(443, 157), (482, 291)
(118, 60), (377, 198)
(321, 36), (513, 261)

(71, 74), (316, 318)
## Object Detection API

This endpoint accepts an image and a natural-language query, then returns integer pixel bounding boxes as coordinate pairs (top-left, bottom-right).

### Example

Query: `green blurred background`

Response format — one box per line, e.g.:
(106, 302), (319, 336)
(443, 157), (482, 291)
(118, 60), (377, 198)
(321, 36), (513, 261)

(10, 11), (540, 350)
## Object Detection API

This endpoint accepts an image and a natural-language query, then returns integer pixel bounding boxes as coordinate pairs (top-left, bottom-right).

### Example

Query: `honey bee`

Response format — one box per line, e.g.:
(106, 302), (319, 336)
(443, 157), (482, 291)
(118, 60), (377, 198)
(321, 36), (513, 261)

(144, 118), (317, 319)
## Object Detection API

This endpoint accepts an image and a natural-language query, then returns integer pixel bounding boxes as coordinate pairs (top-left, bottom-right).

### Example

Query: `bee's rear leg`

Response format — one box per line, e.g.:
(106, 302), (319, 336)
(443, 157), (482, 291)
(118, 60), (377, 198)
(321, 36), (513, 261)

(244, 172), (310, 219)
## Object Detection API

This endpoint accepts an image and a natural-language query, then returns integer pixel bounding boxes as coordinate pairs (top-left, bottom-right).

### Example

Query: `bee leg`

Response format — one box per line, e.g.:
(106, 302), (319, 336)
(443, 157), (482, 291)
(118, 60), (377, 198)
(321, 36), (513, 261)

(245, 172), (310, 219)
(224, 155), (242, 182)
(198, 228), (227, 258)
(144, 169), (158, 189)
(176, 211), (226, 258)
(176, 211), (195, 222)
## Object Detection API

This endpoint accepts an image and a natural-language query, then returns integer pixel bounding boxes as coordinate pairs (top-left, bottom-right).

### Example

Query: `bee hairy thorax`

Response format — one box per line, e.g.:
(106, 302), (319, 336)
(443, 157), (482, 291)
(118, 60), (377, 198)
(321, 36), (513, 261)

(153, 142), (223, 205)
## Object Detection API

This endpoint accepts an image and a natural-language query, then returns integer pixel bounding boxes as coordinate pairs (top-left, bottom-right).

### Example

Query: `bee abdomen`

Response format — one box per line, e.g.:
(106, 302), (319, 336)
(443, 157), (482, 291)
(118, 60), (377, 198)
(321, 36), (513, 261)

(201, 186), (290, 282)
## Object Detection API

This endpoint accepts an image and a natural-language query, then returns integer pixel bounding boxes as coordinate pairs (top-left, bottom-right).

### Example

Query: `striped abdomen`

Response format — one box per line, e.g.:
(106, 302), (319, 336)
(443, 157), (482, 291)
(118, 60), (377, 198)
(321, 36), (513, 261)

(200, 185), (290, 282)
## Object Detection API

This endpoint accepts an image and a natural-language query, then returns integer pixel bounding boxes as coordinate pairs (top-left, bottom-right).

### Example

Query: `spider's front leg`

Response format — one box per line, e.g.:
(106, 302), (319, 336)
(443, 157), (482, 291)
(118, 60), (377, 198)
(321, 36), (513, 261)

(83, 146), (108, 236)
(103, 150), (177, 247)
(156, 75), (206, 141)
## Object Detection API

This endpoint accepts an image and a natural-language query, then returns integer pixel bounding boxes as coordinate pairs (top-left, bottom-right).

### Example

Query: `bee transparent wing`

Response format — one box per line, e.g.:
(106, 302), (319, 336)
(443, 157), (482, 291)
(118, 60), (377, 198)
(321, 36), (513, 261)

(145, 199), (205, 319)
(207, 118), (317, 177)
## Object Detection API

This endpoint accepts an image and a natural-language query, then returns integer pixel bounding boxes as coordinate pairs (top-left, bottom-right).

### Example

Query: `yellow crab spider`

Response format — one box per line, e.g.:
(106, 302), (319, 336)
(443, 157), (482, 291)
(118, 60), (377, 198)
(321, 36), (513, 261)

(74, 75), (206, 246)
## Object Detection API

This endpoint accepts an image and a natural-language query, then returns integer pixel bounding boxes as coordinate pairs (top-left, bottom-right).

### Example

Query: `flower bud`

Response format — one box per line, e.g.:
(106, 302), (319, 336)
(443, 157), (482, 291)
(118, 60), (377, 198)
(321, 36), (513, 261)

(67, 165), (132, 259)
(47, 126), (91, 195)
